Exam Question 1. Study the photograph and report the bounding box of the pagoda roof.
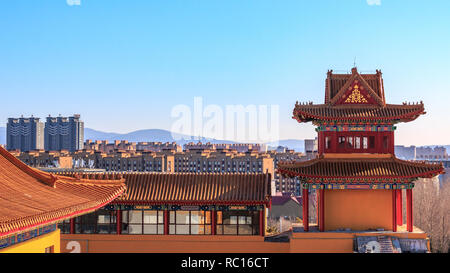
[294,68,426,124]
[276,155,444,182]
[57,172,272,206]
[325,68,386,105]
[293,102,425,124]
[0,146,126,239]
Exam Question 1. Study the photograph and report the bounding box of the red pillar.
[70,218,75,234]
[392,189,397,232]
[390,131,395,154]
[316,190,319,227]
[396,189,403,226]
[319,189,325,232]
[259,209,265,236]
[211,210,216,235]
[318,132,324,155]
[116,209,122,234]
[164,209,169,235]
[302,188,309,232]
[407,189,413,232]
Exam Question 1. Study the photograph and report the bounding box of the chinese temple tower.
[277,67,444,233]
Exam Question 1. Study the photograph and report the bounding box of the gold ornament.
[345,85,368,103]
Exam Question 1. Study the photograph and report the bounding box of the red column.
[392,189,397,232]
[211,210,216,235]
[70,218,75,234]
[319,189,325,232]
[375,133,381,153]
[259,209,265,236]
[164,209,169,235]
[333,132,338,153]
[116,209,122,235]
[396,189,403,226]
[407,189,413,232]
[390,131,395,154]
[302,188,309,232]
[318,132,324,155]
[316,190,319,227]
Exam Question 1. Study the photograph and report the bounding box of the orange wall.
[61,234,289,253]
[60,230,429,253]
[324,189,393,231]
[290,231,428,253]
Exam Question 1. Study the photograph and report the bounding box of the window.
[347,136,353,149]
[383,135,389,150]
[122,210,164,234]
[216,211,260,235]
[363,137,368,149]
[74,209,117,234]
[45,246,54,253]
[169,211,211,235]
[325,137,331,150]
[338,136,346,149]
[58,219,71,234]
[355,137,361,149]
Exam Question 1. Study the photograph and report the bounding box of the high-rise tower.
[6,116,44,151]
[44,114,84,152]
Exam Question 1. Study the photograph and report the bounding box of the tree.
[413,177,450,253]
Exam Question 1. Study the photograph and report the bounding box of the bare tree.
[308,189,317,224]
[413,177,450,253]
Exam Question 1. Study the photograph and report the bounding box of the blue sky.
[0,0,449,145]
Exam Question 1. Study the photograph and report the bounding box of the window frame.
[168,210,212,235]
[215,210,260,236]
[121,209,164,235]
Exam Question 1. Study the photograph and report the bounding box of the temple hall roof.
[57,172,272,206]
[0,146,126,239]
[277,155,444,182]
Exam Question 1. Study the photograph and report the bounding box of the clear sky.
[0,0,449,145]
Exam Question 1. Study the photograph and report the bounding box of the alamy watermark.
[67,0,81,6]
[171,97,280,144]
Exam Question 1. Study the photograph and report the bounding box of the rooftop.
[277,154,444,182]
[56,172,272,205]
[0,146,126,239]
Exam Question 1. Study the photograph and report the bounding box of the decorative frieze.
[0,224,57,250]
[301,183,414,190]
[315,124,396,132]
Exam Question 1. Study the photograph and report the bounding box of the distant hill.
[266,139,305,153]
[84,129,306,151]
[84,128,237,146]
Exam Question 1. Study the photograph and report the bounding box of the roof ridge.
[0,145,56,187]
[329,72,384,106]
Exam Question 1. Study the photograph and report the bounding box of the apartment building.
[45,114,84,152]
[6,116,44,151]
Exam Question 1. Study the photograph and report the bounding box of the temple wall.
[60,231,428,253]
[289,231,428,253]
[60,234,289,253]
[324,189,392,231]
[0,229,60,253]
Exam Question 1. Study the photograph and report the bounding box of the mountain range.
[83,128,305,152]
[1,126,448,153]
